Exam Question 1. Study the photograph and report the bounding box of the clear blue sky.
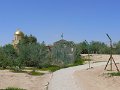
[0,0,120,45]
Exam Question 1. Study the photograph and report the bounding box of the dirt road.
[48,62,107,90]
[48,55,120,90]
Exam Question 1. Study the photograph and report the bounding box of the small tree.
[0,47,9,68]
[51,40,75,67]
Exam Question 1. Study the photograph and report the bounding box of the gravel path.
[48,62,108,90]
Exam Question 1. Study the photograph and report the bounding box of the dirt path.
[48,55,120,90]
[48,62,107,90]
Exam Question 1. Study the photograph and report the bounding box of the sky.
[0,0,120,45]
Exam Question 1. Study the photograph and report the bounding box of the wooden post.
[104,34,119,72]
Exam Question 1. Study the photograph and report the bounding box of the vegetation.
[5,87,25,90]
[51,40,75,67]
[108,72,120,76]
[76,41,110,54]
[40,65,61,72]
[1,33,120,72]
[28,70,44,76]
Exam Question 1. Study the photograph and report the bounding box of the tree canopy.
[1,34,120,69]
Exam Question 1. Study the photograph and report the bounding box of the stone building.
[12,30,24,48]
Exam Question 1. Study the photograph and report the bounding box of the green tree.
[90,41,110,54]
[51,40,75,66]
[0,47,9,68]
[18,42,50,68]
[19,34,37,45]
[76,41,88,54]
[114,41,120,54]
[3,44,18,68]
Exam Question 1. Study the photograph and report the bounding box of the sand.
[49,54,120,90]
[0,70,52,90]
[82,54,120,62]
[74,54,120,90]
[74,65,120,90]
[48,62,108,90]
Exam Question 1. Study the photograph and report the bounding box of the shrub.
[108,72,120,76]
[41,65,61,72]
[74,59,84,65]
[5,87,25,90]
[28,70,44,76]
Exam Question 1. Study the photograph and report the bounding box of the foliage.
[3,44,17,59]
[90,41,110,54]
[18,42,50,68]
[114,41,120,54]
[76,41,88,54]
[41,65,61,72]
[74,58,84,65]
[51,40,75,67]
[76,41,110,54]
[0,47,9,68]
[108,72,120,76]
[2,33,119,72]
[19,34,37,45]
[28,70,44,76]
[5,87,25,90]
[0,44,19,69]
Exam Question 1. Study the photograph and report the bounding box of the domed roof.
[15,30,24,35]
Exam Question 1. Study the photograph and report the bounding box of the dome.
[15,30,24,35]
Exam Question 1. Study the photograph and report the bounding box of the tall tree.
[19,34,37,45]
[51,40,75,66]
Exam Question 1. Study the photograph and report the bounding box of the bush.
[5,87,25,90]
[108,72,120,76]
[74,59,84,65]
[41,65,61,72]
[28,70,44,76]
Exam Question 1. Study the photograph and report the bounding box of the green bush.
[41,65,61,72]
[28,70,44,76]
[62,59,84,68]
[108,72,120,76]
[74,59,84,65]
[5,87,25,90]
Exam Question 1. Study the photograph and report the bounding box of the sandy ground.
[74,54,120,90]
[82,54,120,62]
[48,62,108,90]
[48,54,120,90]
[0,70,52,90]
[74,64,120,90]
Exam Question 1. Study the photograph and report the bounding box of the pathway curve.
[48,62,108,90]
